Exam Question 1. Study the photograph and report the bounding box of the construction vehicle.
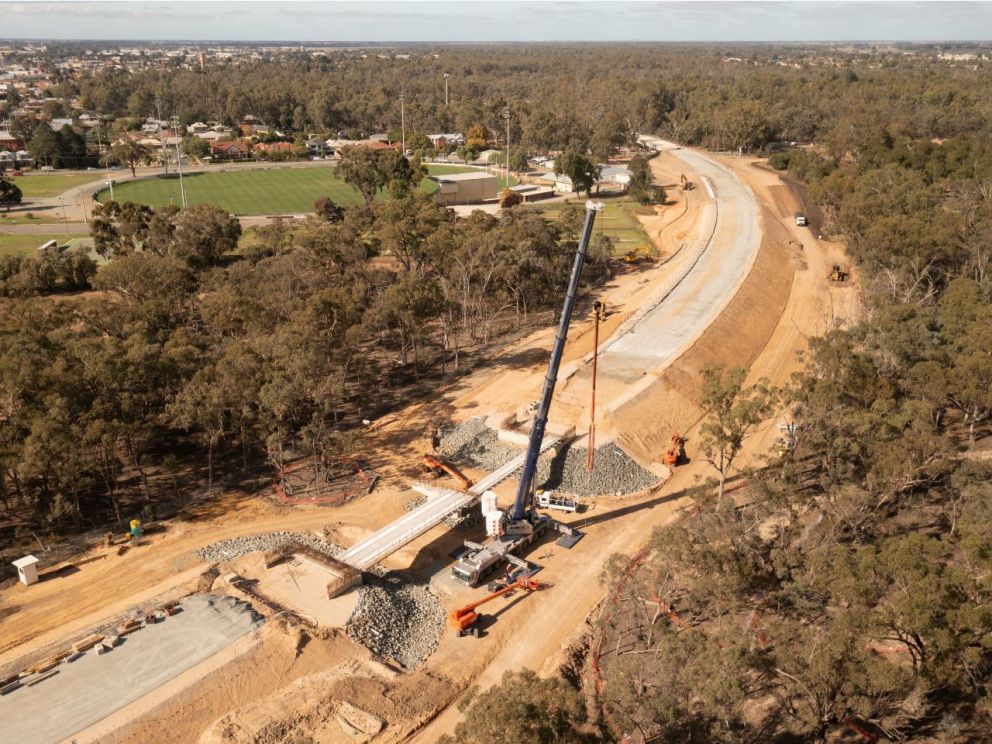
[795,212,808,226]
[680,173,693,190]
[448,575,541,637]
[451,201,604,586]
[829,264,849,282]
[422,454,473,491]
[622,245,653,265]
[663,432,684,466]
[537,490,578,513]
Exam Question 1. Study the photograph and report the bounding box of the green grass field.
[95,164,518,216]
[527,197,653,255]
[0,233,64,257]
[12,173,103,198]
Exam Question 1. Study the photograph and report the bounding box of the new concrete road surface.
[0,594,262,744]
[600,137,760,394]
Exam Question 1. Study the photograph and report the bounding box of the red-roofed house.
[254,141,296,159]
[211,140,250,160]
[358,140,401,152]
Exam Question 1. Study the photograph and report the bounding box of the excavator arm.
[447,577,540,632]
[422,454,473,491]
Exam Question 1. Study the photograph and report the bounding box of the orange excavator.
[663,432,684,466]
[448,576,541,637]
[422,453,473,491]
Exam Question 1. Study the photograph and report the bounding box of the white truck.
[537,491,578,513]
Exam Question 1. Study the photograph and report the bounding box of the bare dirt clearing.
[0,142,856,744]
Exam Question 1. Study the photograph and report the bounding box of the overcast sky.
[1,1,990,43]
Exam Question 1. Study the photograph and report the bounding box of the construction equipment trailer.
[451,200,604,586]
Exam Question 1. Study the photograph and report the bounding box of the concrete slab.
[0,594,261,744]
[255,556,360,627]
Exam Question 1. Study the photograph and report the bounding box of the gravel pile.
[347,574,445,669]
[439,419,659,497]
[195,531,342,563]
[538,441,657,496]
[439,419,520,472]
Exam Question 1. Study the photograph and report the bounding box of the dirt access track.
[0,141,857,743]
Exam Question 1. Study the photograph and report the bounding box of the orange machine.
[663,432,684,466]
[422,454,473,491]
[448,576,541,637]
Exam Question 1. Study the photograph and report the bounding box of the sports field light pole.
[444,73,450,105]
[400,92,406,154]
[172,115,188,213]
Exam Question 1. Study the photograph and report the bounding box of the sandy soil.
[410,148,859,741]
[0,142,858,744]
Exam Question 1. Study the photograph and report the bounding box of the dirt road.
[411,145,858,741]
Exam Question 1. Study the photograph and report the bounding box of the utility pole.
[95,123,114,201]
[400,92,406,154]
[171,115,187,212]
[156,99,169,174]
[79,188,88,224]
[444,73,450,106]
[58,196,68,238]
[587,301,604,471]
[503,106,510,190]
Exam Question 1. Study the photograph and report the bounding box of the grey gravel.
[195,531,342,563]
[347,575,444,669]
[440,419,658,497]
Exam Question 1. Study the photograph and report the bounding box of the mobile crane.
[451,200,604,586]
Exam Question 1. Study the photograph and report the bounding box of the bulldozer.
[829,264,850,283]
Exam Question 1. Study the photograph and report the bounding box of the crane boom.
[510,200,604,522]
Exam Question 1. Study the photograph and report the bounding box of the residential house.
[187,122,209,134]
[427,133,464,150]
[305,137,327,156]
[357,139,401,152]
[195,130,227,142]
[210,140,250,160]
[0,130,23,152]
[254,141,295,158]
[48,117,73,131]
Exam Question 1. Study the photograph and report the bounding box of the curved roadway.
[576,137,761,408]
